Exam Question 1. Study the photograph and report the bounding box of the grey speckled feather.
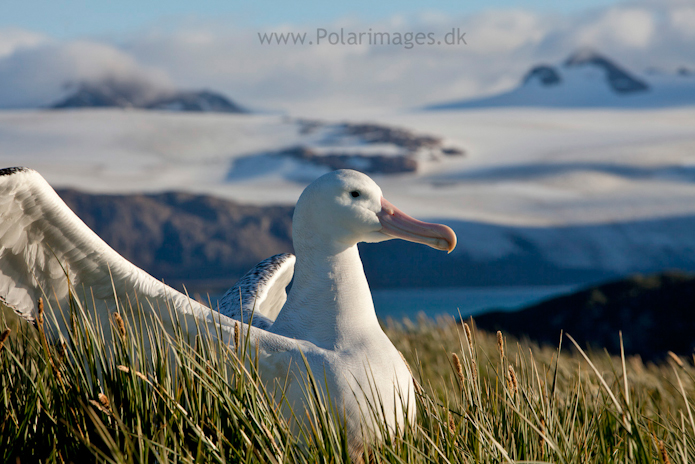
[218,253,295,330]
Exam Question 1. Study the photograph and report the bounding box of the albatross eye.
[350,190,360,198]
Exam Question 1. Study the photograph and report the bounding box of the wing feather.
[218,253,295,330]
[0,167,228,335]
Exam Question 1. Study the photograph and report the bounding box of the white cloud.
[669,6,695,39]
[574,7,656,49]
[0,39,173,108]
[536,2,695,70]
[0,28,46,58]
[119,16,539,113]
[463,9,549,54]
[0,0,693,112]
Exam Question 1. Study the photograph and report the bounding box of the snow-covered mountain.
[51,80,246,113]
[428,49,695,109]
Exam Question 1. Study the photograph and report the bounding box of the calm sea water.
[204,285,578,322]
[371,285,578,321]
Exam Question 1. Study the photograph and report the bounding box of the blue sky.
[2,0,622,39]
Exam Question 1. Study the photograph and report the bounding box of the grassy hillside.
[1,298,694,463]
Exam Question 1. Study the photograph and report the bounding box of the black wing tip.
[0,295,34,324]
[269,252,295,263]
[0,166,31,177]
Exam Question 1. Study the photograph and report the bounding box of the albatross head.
[293,170,457,254]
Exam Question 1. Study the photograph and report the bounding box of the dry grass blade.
[671,363,695,437]
[398,349,423,395]
[566,333,624,417]
[619,331,630,408]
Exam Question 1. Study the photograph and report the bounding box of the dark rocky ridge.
[472,272,695,360]
[56,188,481,292]
[337,123,443,152]
[276,146,419,174]
[523,65,562,86]
[55,189,695,294]
[260,121,464,175]
[57,188,597,294]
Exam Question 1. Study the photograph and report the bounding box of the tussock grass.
[387,316,695,463]
[1,296,694,463]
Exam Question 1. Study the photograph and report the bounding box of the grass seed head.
[36,297,51,355]
[234,321,240,351]
[667,351,684,368]
[98,393,110,409]
[90,395,111,415]
[0,327,10,352]
[37,297,44,326]
[54,367,64,384]
[116,365,150,386]
[496,331,505,359]
[56,341,67,362]
[452,352,465,388]
[507,365,518,396]
[463,322,473,349]
[114,312,126,338]
[657,438,671,464]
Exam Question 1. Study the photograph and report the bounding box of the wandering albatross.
[0,167,456,452]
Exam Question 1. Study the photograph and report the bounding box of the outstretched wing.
[218,253,295,330]
[0,167,227,336]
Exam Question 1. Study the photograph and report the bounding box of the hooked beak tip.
[379,197,457,253]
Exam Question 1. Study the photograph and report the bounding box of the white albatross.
[0,167,456,453]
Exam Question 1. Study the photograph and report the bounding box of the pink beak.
[377,197,457,253]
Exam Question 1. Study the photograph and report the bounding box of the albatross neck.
[270,242,381,350]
